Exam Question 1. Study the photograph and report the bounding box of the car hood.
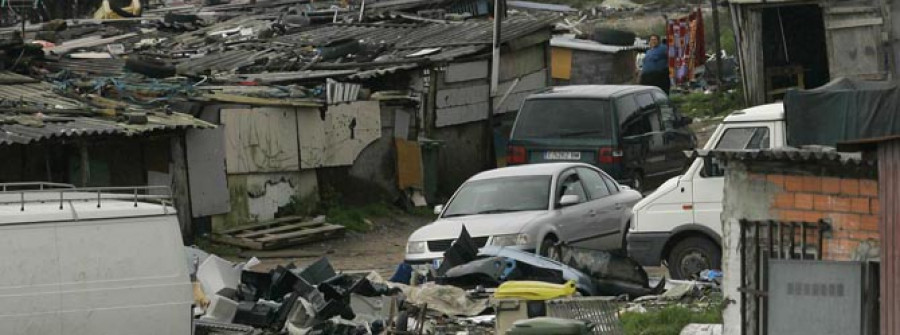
[408,211,548,241]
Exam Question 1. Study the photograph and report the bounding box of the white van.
[627,103,785,279]
[0,183,193,335]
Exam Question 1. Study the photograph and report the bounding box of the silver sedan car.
[405,162,642,265]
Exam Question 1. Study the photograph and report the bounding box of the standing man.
[640,35,670,94]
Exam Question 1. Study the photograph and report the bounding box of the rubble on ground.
[186,226,722,334]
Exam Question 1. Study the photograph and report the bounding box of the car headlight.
[492,233,529,247]
[407,241,427,254]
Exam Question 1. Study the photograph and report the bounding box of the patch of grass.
[408,206,439,219]
[671,89,745,119]
[620,304,723,335]
[325,202,399,232]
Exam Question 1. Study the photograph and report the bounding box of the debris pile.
[186,225,723,334]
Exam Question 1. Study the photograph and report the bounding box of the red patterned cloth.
[666,8,706,85]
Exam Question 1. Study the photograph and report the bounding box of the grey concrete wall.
[554,50,638,86]
[721,161,779,335]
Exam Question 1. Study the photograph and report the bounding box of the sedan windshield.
[442,176,551,218]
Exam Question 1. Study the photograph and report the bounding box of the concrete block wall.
[749,172,880,260]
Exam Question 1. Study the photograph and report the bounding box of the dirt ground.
[231,214,432,278]
[223,213,668,280]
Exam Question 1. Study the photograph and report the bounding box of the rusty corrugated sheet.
[879,139,900,335]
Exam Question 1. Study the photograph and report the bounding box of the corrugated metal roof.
[697,148,876,167]
[551,36,644,53]
[508,1,577,12]
[278,16,555,49]
[0,82,85,110]
[0,112,214,145]
[347,64,420,79]
[176,49,279,75]
[43,58,127,77]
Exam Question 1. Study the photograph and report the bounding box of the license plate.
[432,258,443,269]
[544,151,581,160]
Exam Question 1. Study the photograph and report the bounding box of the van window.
[622,111,662,137]
[636,93,655,109]
[716,127,771,150]
[616,95,639,125]
[514,99,613,140]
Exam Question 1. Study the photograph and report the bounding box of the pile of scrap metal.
[190,249,406,335]
[423,227,666,299]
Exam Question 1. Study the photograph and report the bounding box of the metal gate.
[738,219,830,335]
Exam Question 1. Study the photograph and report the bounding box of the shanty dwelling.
[728,0,895,105]
[708,149,881,335]
[270,17,555,201]
[183,89,424,233]
[0,71,214,239]
[549,35,641,86]
[840,137,900,335]
[141,14,556,233]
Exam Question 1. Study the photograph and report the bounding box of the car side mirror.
[559,195,580,207]
[433,204,444,215]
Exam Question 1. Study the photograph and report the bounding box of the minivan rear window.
[513,99,613,140]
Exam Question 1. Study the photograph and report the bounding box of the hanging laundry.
[666,8,705,85]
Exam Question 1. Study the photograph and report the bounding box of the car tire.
[395,310,409,331]
[126,55,176,78]
[539,235,560,261]
[631,171,645,194]
[667,236,721,280]
[593,28,636,46]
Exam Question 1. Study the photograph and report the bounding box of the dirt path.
[231,214,432,278]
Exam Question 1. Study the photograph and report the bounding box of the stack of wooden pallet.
[212,216,345,250]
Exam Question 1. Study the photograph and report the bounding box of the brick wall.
[749,172,880,260]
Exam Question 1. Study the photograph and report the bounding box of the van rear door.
[509,98,619,173]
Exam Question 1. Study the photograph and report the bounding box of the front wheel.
[667,237,721,280]
[539,236,561,261]
[630,172,645,194]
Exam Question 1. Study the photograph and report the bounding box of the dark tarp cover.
[784,78,900,147]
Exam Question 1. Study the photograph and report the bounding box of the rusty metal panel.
[878,139,900,335]
[186,109,230,218]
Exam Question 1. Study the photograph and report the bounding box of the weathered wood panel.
[825,6,887,80]
[297,101,382,168]
[221,108,300,174]
[445,60,489,83]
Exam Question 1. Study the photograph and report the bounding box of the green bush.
[620,305,723,335]
[670,89,745,118]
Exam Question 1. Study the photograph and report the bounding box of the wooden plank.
[255,224,345,243]
[219,216,307,235]
[826,18,883,30]
[236,221,326,238]
[238,250,327,258]
[210,234,265,250]
[263,229,346,250]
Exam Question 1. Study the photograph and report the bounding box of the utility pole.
[486,0,501,169]
[711,0,724,89]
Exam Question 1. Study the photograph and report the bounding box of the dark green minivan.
[507,85,696,192]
